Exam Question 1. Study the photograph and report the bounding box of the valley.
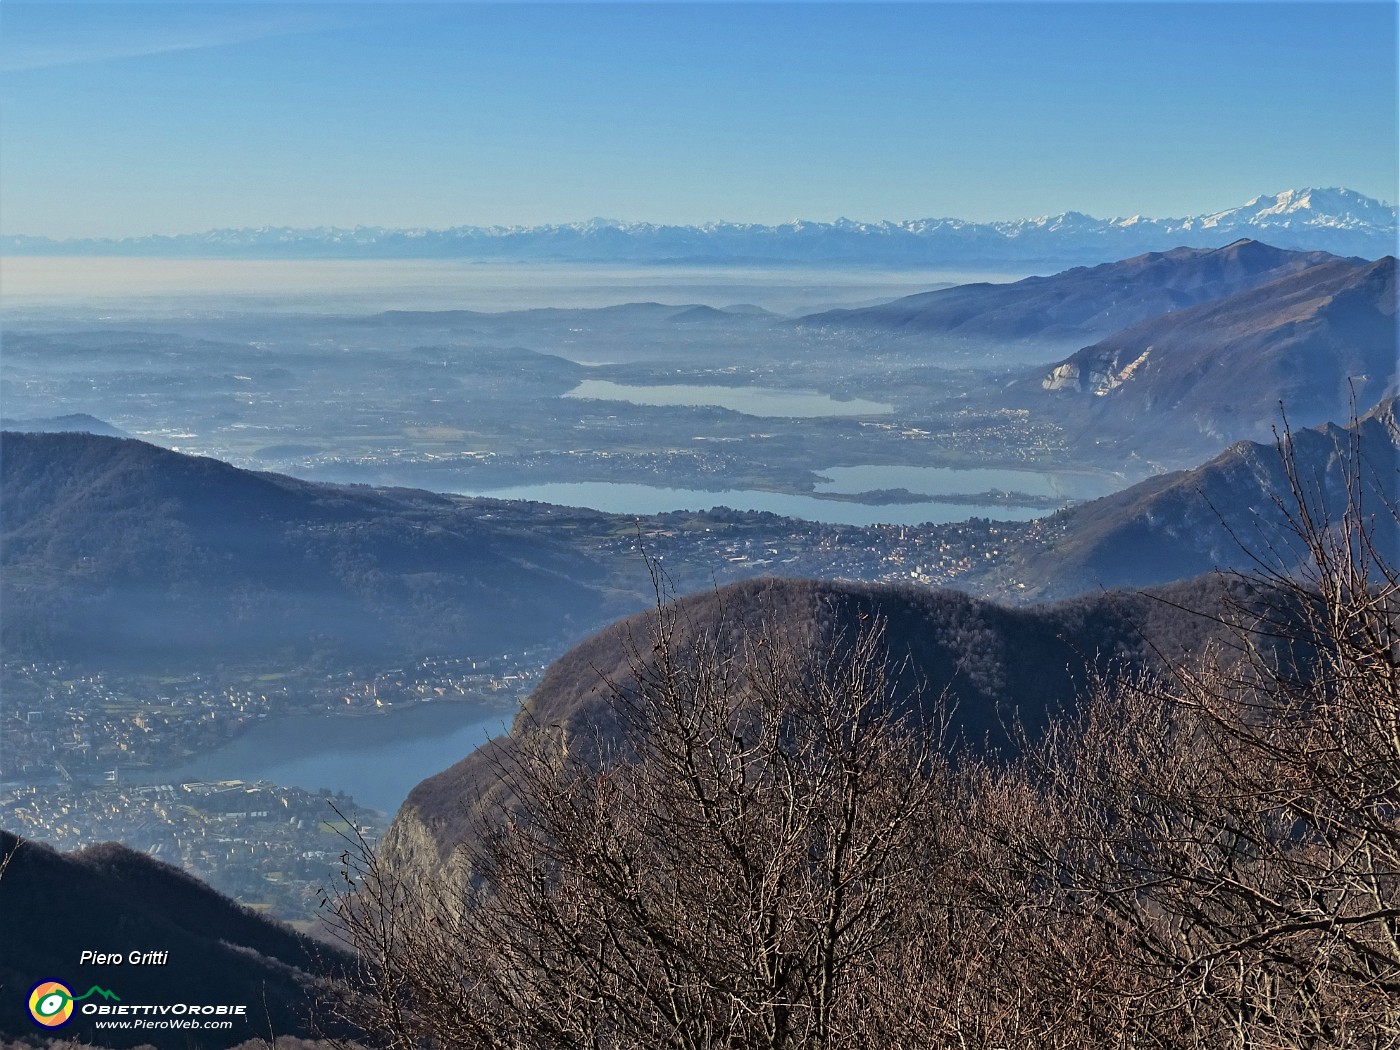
[2,235,1396,1037]
[5,3,1396,1041]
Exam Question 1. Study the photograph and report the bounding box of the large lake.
[565,379,893,418]
[136,703,513,816]
[815,464,1123,502]
[462,480,1050,526]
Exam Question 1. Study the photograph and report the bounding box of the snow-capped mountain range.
[5,188,1395,265]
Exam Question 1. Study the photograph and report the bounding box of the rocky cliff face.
[1041,348,1154,395]
[381,801,473,894]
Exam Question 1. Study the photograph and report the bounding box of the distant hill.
[0,413,126,437]
[669,304,745,322]
[0,432,627,669]
[1033,255,1397,444]
[991,399,1400,600]
[5,188,1393,265]
[384,573,1261,882]
[0,830,347,1048]
[800,240,1357,344]
[361,301,701,326]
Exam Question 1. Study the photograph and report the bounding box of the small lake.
[815,464,1123,502]
[463,480,1047,527]
[136,703,514,817]
[564,379,893,418]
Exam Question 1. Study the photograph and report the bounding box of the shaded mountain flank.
[990,398,1400,601]
[0,831,348,1048]
[384,573,1269,885]
[799,240,1359,344]
[0,432,629,669]
[1032,255,1398,447]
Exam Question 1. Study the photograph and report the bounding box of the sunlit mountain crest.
[1192,187,1397,230]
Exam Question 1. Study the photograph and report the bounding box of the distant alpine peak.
[1198,187,1397,231]
[1251,187,1372,213]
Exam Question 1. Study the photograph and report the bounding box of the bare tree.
[326,586,965,1050]
[978,408,1400,1048]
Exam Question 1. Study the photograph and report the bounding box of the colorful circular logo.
[28,981,74,1028]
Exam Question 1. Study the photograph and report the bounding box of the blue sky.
[2,2,1396,237]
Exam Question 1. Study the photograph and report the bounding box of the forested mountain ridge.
[991,396,1400,600]
[0,431,625,668]
[385,572,1267,882]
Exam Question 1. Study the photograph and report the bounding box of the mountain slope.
[0,830,347,1048]
[384,573,1260,881]
[800,240,1358,343]
[387,401,1400,878]
[992,399,1400,600]
[0,432,623,668]
[1034,256,1398,442]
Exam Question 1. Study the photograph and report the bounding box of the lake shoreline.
[128,701,517,817]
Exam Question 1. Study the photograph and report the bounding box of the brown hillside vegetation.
[327,424,1399,1048]
[386,570,1275,876]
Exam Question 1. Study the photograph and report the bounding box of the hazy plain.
[1,257,1025,319]
[1,257,1132,526]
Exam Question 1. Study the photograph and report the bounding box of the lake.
[461,479,1049,526]
[815,464,1124,501]
[565,379,893,418]
[136,702,514,816]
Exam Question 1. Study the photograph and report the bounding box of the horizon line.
[4,187,1396,244]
